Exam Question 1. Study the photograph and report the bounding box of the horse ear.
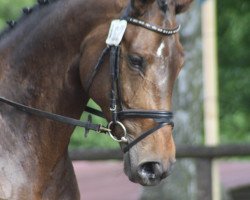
[131,0,155,16]
[175,0,193,14]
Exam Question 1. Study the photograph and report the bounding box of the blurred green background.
[217,0,250,143]
[0,0,249,147]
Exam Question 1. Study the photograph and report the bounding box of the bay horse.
[0,0,193,199]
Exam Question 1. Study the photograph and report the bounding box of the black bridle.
[86,17,178,152]
[104,45,174,153]
[0,16,179,153]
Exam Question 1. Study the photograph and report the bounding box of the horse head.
[80,0,193,186]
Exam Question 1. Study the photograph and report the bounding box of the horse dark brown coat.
[0,0,193,199]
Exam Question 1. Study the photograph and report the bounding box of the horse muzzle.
[124,151,176,186]
[137,161,171,186]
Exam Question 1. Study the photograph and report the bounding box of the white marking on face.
[158,76,167,86]
[156,42,167,86]
[157,42,165,57]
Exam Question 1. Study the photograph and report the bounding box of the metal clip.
[98,126,111,133]
[110,105,117,112]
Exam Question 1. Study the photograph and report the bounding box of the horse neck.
[0,0,128,197]
[0,0,126,163]
[0,0,125,129]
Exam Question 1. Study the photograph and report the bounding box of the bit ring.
[108,121,128,143]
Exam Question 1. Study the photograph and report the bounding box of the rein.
[0,96,109,134]
[0,16,179,153]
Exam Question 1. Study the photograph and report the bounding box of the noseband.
[0,16,179,153]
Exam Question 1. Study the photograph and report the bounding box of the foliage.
[0,0,34,29]
[217,0,250,143]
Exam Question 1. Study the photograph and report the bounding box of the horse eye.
[128,55,145,72]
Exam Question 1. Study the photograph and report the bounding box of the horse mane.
[0,0,59,40]
[0,0,170,40]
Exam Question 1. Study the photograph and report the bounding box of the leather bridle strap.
[85,106,105,118]
[0,96,110,133]
[118,110,174,123]
[118,110,174,153]
[125,17,181,35]
[85,46,110,94]
[122,123,167,153]
[107,44,174,152]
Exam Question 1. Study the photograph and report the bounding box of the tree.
[217,0,250,143]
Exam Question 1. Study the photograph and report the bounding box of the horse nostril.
[137,162,162,179]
